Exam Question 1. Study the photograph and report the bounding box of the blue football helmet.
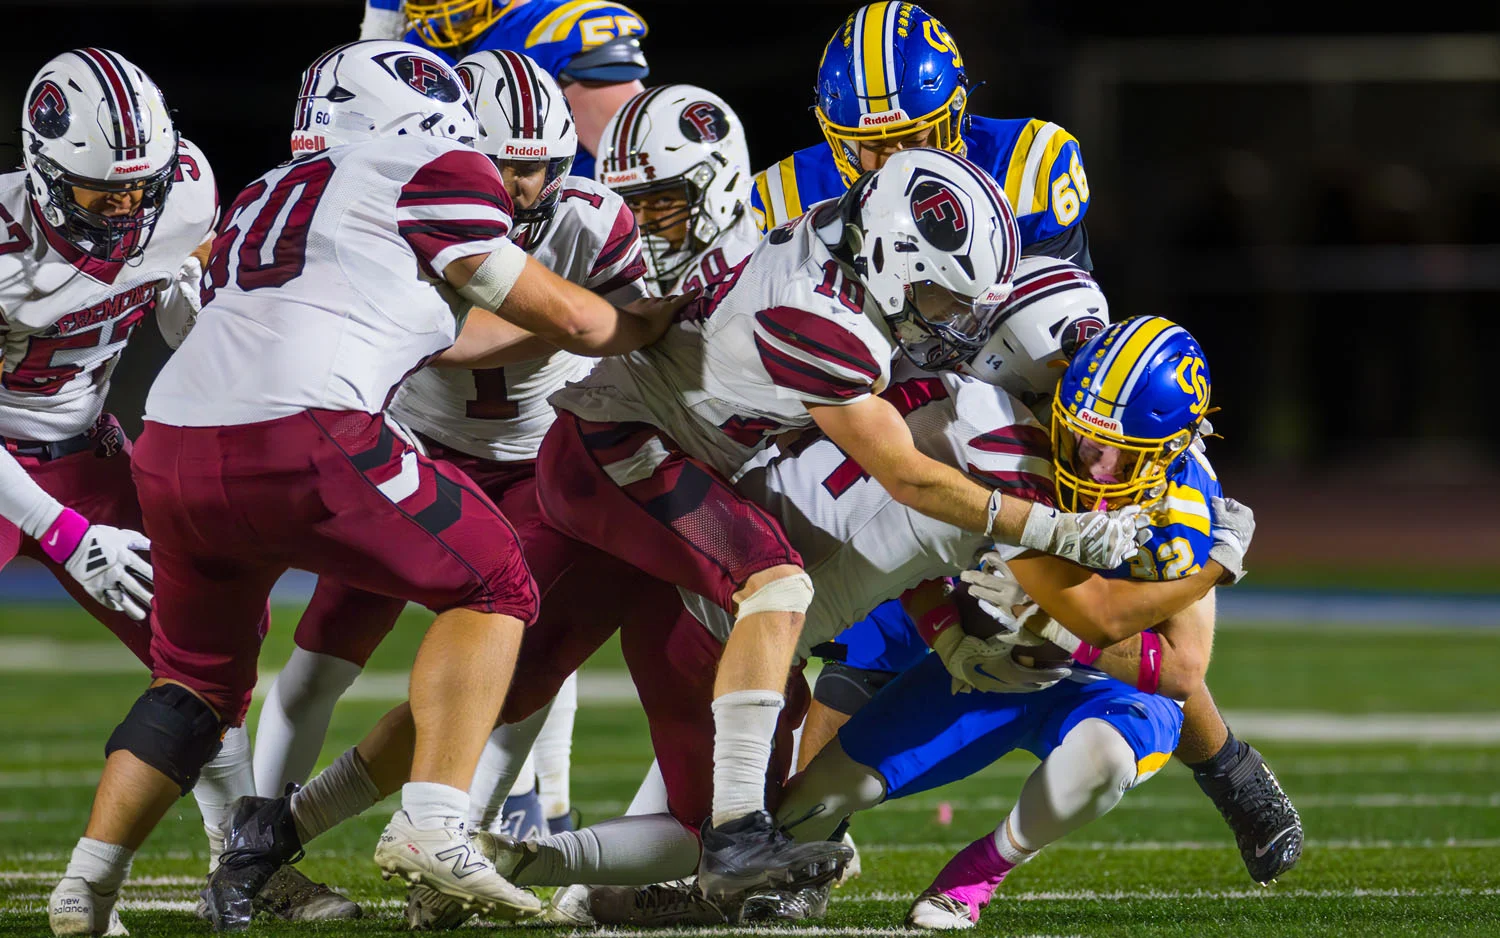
[815,2,969,185]
[1051,316,1211,512]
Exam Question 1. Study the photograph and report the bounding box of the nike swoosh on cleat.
[1254,825,1297,858]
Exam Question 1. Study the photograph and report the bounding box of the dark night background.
[0,1,1496,578]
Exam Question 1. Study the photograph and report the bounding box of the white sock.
[403,781,470,831]
[626,759,670,816]
[468,704,548,827]
[289,747,380,844]
[992,815,1039,867]
[193,725,254,874]
[253,648,364,797]
[773,740,885,842]
[1007,718,1137,852]
[507,753,538,799]
[63,838,134,894]
[710,689,784,825]
[512,814,700,887]
[534,671,578,819]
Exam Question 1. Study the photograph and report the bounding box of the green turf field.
[1,601,1498,936]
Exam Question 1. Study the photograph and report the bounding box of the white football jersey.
[147,136,513,428]
[551,201,895,478]
[390,178,647,462]
[0,139,216,441]
[678,371,1056,660]
[663,210,762,298]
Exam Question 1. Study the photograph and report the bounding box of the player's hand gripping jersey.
[146,136,513,428]
[549,203,895,478]
[390,177,647,461]
[0,139,216,441]
[678,370,1055,660]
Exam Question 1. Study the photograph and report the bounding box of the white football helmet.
[290,40,474,156]
[839,148,1022,371]
[456,49,577,227]
[957,256,1109,401]
[21,48,178,260]
[595,84,751,287]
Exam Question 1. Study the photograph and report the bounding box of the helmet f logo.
[27,80,69,139]
[678,102,729,143]
[407,58,445,94]
[910,180,967,251]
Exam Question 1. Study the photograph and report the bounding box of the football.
[1011,640,1074,670]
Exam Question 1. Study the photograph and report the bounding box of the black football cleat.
[697,811,853,905]
[1194,743,1303,884]
[200,788,305,931]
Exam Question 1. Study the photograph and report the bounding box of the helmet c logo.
[1174,355,1210,415]
[27,80,69,139]
[910,180,967,251]
[678,102,729,143]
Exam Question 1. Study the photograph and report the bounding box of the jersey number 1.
[466,367,518,420]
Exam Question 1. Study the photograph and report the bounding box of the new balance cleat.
[49,877,127,937]
[739,882,831,922]
[588,881,728,926]
[254,865,361,921]
[374,811,541,921]
[201,790,305,931]
[696,810,853,905]
[1193,742,1303,884]
[404,829,538,929]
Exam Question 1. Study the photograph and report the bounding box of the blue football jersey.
[1107,446,1222,583]
[751,115,1091,251]
[400,0,649,179]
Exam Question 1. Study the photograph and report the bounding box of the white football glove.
[931,627,1069,695]
[61,522,154,621]
[1019,502,1150,570]
[1208,496,1255,585]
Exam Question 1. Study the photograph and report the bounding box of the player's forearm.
[435,307,556,368]
[880,462,996,537]
[1047,563,1223,648]
[0,447,66,538]
[1089,628,1197,701]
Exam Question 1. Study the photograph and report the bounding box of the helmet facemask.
[1050,395,1197,512]
[620,161,720,287]
[27,139,175,262]
[405,0,504,49]
[887,276,1007,371]
[494,154,573,244]
[817,81,968,186]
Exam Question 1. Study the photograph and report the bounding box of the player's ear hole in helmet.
[1050,316,1212,513]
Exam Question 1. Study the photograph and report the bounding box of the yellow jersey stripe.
[1166,481,1206,506]
[1015,122,1062,216]
[1093,317,1174,417]
[777,158,803,224]
[752,171,775,232]
[1003,119,1047,214]
[526,0,615,46]
[1030,128,1079,214]
[861,2,892,113]
[1137,752,1172,779]
[1165,504,1211,536]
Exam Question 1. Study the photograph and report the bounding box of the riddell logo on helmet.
[110,162,151,175]
[1075,408,1123,435]
[602,168,644,186]
[503,143,547,158]
[290,134,326,153]
[859,109,909,127]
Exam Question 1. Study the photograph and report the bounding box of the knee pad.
[736,572,814,619]
[1066,717,1142,792]
[105,684,224,796]
[813,662,898,716]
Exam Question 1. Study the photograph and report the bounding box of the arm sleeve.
[752,306,884,405]
[397,148,515,278]
[0,447,66,538]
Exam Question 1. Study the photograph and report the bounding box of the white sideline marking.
[845,887,1500,902]
[860,838,1500,852]
[854,793,1500,814]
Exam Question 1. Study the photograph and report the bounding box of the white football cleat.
[374,810,541,921]
[835,831,862,886]
[49,877,128,936]
[907,891,978,930]
[544,884,596,925]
